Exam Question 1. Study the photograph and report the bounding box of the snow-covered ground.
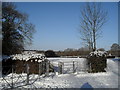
[0,58,119,88]
[48,58,88,74]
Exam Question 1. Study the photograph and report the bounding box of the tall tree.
[2,3,35,55]
[80,3,107,51]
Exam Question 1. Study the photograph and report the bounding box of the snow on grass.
[0,58,119,88]
[28,72,118,88]
[106,59,118,73]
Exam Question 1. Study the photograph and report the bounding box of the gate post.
[89,63,92,73]
[11,64,14,88]
[73,61,75,73]
[42,61,45,74]
[39,62,41,80]
[58,62,64,74]
[26,64,29,85]
[45,60,49,76]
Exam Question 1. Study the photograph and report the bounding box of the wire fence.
[1,58,52,89]
[1,58,89,89]
[1,65,40,89]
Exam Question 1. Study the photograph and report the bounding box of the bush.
[45,50,59,57]
[2,58,54,75]
[87,51,107,73]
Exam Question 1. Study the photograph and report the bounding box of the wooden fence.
[52,61,89,74]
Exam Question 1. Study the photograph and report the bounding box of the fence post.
[11,64,14,89]
[41,61,43,74]
[73,61,75,73]
[41,61,45,74]
[62,62,64,74]
[58,62,60,74]
[77,61,79,72]
[39,62,41,80]
[26,64,29,85]
[89,63,92,73]
[58,62,63,74]
[45,60,49,76]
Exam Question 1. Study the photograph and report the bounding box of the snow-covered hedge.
[11,53,46,62]
[87,50,107,73]
[2,51,54,75]
[3,51,46,62]
[89,50,107,57]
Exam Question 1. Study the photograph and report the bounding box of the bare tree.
[80,3,107,51]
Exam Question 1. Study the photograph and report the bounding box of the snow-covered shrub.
[89,50,107,57]
[45,50,59,57]
[87,50,107,73]
[2,51,54,75]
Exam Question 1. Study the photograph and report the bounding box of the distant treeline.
[37,43,120,57]
[56,50,90,57]
[25,49,120,57]
[24,49,91,57]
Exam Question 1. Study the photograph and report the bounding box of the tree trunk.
[93,30,96,51]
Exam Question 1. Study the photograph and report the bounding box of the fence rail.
[50,60,89,74]
[1,58,89,89]
[1,58,52,89]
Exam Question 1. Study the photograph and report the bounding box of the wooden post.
[42,61,45,74]
[58,62,61,74]
[73,61,75,73]
[62,62,64,74]
[58,62,63,74]
[11,65,14,89]
[26,64,29,85]
[45,60,49,76]
[39,62,41,80]
[90,63,92,73]
[77,61,79,72]
[58,62,60,74]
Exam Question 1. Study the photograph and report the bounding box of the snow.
[90,50,107,57]
[0,58,119,88]
[11,53,45,61]
[48,58,88,74]
[2,51,46,62]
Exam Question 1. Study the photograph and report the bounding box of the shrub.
[87,50,107,73]
[45,50,59,57]
[2,58,54,75]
